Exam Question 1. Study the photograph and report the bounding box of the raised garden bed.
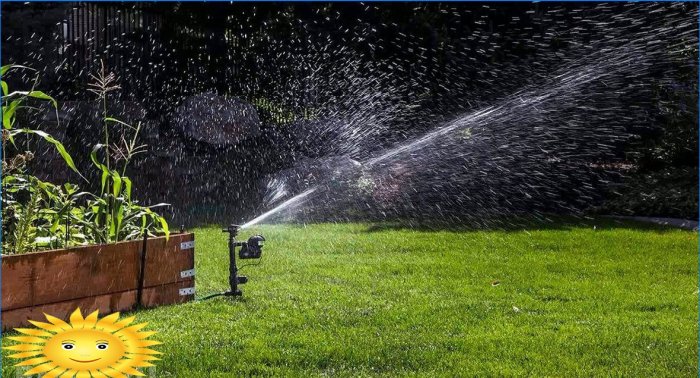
[1,232,195,330]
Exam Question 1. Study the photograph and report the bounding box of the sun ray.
[6,335,48,344]
[83,310,100,329]
[28,320,65,333]
[134,330,158,339]
[43,313,72,331]
[112,316,136,330]
[124,354,158,367]
[112,362,146,377]
[15,356,49,366]
[126,353,161,361]
[91,370,109,378]
[133,360,156,368]
[68,308,86,329]
[114,324,152,344]
[95,314,123,333]
[24,361,57,375]
[8,351,44,359]
[115,322,148,335]
[101,367,127,378]
[95,313,120,327]
[4,343,44,351]
[41,366,67,378]
[127,347,163,355]
[60,368,79,377]
[75,370,91,378]
[133,339,162,347]
[15,327,54,337]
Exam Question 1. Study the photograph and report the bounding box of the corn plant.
[83,61,170,243]
[74,144,169,243]
[1,65,86,253]
[1,63,169,254]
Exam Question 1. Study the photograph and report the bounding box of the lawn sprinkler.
[200,224,265,300]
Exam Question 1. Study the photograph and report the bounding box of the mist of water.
[241,3,697,227]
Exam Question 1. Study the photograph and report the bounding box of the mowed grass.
[3,219,698,376]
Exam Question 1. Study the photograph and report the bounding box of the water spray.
[240,187,318,229]
[240,26,690,227]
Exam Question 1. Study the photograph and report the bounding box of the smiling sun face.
[43,328,126,371]
[4,308,161,377]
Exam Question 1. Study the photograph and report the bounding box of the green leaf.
[146,203,170,209]
[159,217,170,240]
[108,206,116,241]
[2,81,8,96]
[5,91,57,108]
[1,64,34,76]
[90,144,106,167]
[3,100,20,129]
[115,204,125,239]
[104,117,137,131]
[111,171,123,198]
[91,144,111,193]
[11,129,80,174]
[26,91,57,108]
[122,177,133,201]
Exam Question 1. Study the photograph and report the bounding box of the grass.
[2,219,698,376]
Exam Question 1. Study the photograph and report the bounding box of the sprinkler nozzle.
[222,224,240,237]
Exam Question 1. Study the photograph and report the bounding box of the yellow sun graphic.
[3,308,162,377]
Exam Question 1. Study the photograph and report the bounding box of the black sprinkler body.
[200,224,265,300]
[240,235,265,259]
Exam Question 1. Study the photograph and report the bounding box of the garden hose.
[198,292,228,301]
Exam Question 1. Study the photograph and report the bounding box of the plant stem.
[103,95,109,174]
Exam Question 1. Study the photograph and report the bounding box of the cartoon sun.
[4,308,162,377]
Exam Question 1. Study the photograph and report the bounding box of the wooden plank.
[141,279,195,308]
[143,233,195,287]
[1,233,195,312]
[2,290,137,331]
[1,280,195,331]
[1,239,142,311]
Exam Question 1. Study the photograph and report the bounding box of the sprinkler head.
[222,224,240,237]
[239,235,265,259]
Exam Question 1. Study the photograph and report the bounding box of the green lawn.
[3,219,698,376]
